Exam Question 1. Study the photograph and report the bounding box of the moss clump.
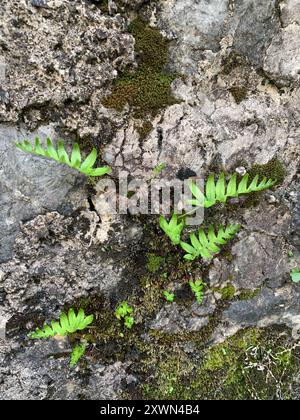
[248,157,286,185]
[213,284,236,300]
[239,288,261,301]
[146,253,164,273]
[221,51,248,75]
[242,157,285,208]
[139,327,300,400]
[137,121,153,139]
[102,18,178,117]
[99,1,109,13]
[228,86,248,104]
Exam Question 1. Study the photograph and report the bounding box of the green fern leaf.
[189,172,276,208]
[189,279,206,303]
[180,224,240,261]
[16,137,111,177]
[80,148,97,171]
[57,140,70,164]
[28,308,94,339]
[159,214,185,245]
[70,143,81,168]
[70,343,87,367]
[45,137,59,160]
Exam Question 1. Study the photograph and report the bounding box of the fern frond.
[189,279,206,303]
[180,224,240,261]
[70,343,87,367]
[188,173,276,208]
[29,308,94,339]
[16,137,111,177]
[159,214,185,245]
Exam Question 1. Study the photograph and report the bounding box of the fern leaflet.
[180,224,240,261]
[29,308,94,339]
[70,343,87,367]
[159,214,185,245]
[16,137,111,177]
[188,173,276,208]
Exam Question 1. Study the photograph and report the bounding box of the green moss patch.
[221,51,248,75]
[242,157,285,207]
[228,86,248,104]
[103,18,178,118]
[248,158,286,185]
[213,284,236,300]
[146,253,165,273]
[136,121,153,139]
[238,287,261,301]
[139,327,300,400]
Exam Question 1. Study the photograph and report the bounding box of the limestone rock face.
[0,0,299,400]
[263,24,300,86]
[0,125,87,262]
[0,0,135,138]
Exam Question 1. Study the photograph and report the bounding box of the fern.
[163,291,175,302]
[159,214,185,245]
[70,343,87,367]
[29,308,94,339]
[180,224,240,261]
[16,137,111,177]
[115,302,135,329]
[291,268,300,283]
[188,173,276,209]
[115,302,133,320]
[124,316,135,329]
[189,279,206,304]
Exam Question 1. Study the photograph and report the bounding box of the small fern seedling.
[115,301,133,320]
[124,316,135,329]
[16,137,111,177]
[29,308,94,339]
[159,213,185,245]
[70,342,87,367]
[189,279,206,304]
[115,302,135,329]
[180,224,240,261]
[291,268,300,283]
[188,172,276,209]
[163,291,175,302]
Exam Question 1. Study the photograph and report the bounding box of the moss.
[102,18,178,117]
[228,86,248,104]
[239,287,261,301]
[146,253,164,273]
[248,157,286,185]
[242,157,286,208]
[203,329,260,372]
[221,51,248,75]
[137,326,300,400]
[138,274,166,317]
[99,0,109,13]
[128,18,169,73]
[213,284,236,300]
[137,121,153,139]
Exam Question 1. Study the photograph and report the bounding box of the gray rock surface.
[151,296,216,333]
[0,125,86,262]
[158,0,280,71]
[211,284,300,344]
[264,23,300,86]
[280,0,300,26]
[0,0,134,137]
[0,210,143,318]
[209,199,294,291]
[0,338,133,400]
